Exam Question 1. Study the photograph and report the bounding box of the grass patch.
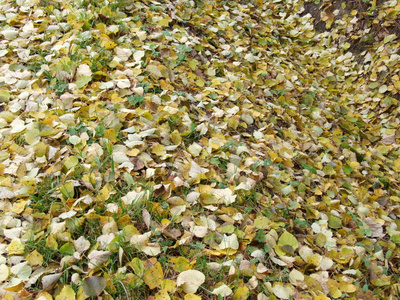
[29,175,61,213]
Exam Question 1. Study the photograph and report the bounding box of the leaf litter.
[0,0,400,299]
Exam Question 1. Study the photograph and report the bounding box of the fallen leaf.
[177,270,205,293]
[212,284,233,297]
[82,276,106,297]
[272,282,294,299]
[55,285,76,300]
[219,234,239,250]
[143,258,164,289]
[88,250,111,269]
[7,239,25,255]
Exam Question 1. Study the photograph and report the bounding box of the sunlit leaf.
[55,285,76,300]
[76,76,92,89]
[278,232,299,250]
[272,282,294,299]
[143,258,164,289]
[7,239,25,255]
[177,270,205,294]
[212,284,233,297]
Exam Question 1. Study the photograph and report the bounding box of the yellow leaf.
[314,187,322,195]
[0,176,12,187]
[227,117,239,129]
[306,254,321,267]
[154,290,170,300]
[121,225,140,241]
[0,89,10,103]
[254,216,271,229]
[158,18,170,27]
[328,215,342,229]
[25,128,40,145]
[60,181,75,199]
[390,196,400,203]
[158,65,170,78]
[328,279,342,298]
[170,130,182,145]
[96,185,111,202]
[170,256,192,272]
[4,280,24,292]
[26,250,44,266]
[126,148,141,156]
[348,161,360,170]
[16,163,26,179]
[371,276,391,287]
[130,258,145,277]
[188,59,198,71]
[337,247,354,264]
[160,279,176,294]
[39,126,58,137]
[339,282,357,293]
[274,244,286,257]
[269,151,279,162]
[159,80,170,90]
[55,285,76,300]
[64,156,79,169]
[46,234,58,250]
[233,286,249,300]
[376,144,390,155]
[12,200,27,214]
[315,233,326,247]
[35,291,53,300]
[393,158,400,172]
[104,40,117,50]
[104,128,117,143]
[143,258,164,289]
[184,294,202,300]
[196,78,205,87]
[278,231,299,250]
[152,144,166,156]
[7,239,25,255]
[323,165,336,175]
[34,141,48,157]
[314,294,330,300]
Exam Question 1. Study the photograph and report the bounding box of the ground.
[0,0,400,299]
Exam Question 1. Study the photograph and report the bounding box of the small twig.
[200,285,213,294]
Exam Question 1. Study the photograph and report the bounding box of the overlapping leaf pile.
[1,0,400,299]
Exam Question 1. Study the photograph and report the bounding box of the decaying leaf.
[88,251,111,269]
[82,276,106,297]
